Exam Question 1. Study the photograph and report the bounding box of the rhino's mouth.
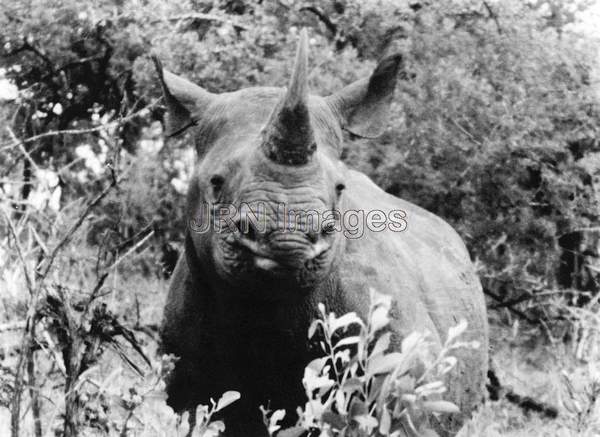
[253,254,282,271]
[231,230,331,274]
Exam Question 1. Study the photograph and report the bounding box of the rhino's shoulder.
[339,170,489,424]
[338,170,486,337]
[344,169,471,261]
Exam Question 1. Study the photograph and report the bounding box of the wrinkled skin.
[157,32,488,437]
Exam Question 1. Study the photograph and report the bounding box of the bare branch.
[0,99,160,151]
[483,287,539,324]
[36,171,120,281]
[299,6,337,35]
[0,320,27,332]
[482,1,503,34]
[6,126,41,174]
[2,208,34,292]
[155,13,248,31]
[27,339,42,437]
[106,230,154,271]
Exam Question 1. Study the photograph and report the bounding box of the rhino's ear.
[325,54,402,139]
[151,56,215,137]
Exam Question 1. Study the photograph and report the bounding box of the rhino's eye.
[335,183,346,195]
[209,175,225,197]
[322,220,336,235]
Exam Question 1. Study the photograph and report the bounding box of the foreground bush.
[258,289,478,437]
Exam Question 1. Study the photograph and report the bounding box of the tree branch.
[36,170,119,281]
[156,13,249,31]
[299,5,337,35]
[483,288,539,324]
[0,99,160,151]
[482,1,503,34]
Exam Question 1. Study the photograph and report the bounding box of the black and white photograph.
[0,1,599,436]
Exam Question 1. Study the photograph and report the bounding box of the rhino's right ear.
[325,54,402,139]
[151,56,215,137]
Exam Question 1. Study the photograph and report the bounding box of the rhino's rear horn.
[261,29,316,165]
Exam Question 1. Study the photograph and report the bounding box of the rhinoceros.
[154,29,488,437]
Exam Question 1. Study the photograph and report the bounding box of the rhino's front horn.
[261,28,316,165]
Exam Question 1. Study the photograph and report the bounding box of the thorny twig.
[27,337,42,437]
[483,287,539,324]
[106,230,154,271]
[3,161,120,436]
[2,209,33,291]
[152,12,249,31]
[482,1,503,35]
[36,170,120,280]
[2,209,38,437]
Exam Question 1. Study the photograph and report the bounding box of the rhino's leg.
[160,256,217,413]
[161,257,271,436]
[216,399,269,437]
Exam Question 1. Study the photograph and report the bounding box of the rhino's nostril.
[322,220,336,236]
[246,222,257,241]
[237,216,258,241]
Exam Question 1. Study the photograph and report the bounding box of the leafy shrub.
[264,289,479,437]
[3,0,598,325]
[346,1,600,327]
[178,390,241,437]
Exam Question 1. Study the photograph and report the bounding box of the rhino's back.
[338,169,488,434]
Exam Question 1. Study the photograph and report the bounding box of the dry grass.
[459,324,600,437]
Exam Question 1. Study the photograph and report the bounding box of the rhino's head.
[154,30,400,295]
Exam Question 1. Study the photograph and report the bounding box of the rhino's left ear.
[152,56,216,137]
[325,54,402,139]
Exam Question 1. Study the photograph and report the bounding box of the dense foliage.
[2,0,598,328]
[1,1,600,436]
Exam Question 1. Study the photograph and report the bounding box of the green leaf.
[349,398,368,418]
[401,393,416,403]
[446,319,468,344]
[308,319,322,339]
[266,409,286,434]
[371,331,391,358]
[369,306,390,333]
[341,377,363,393]
[194,405,209,425]
[369,288,392,310]
[334,335,361,348]
[303,370,335,393]
[334,349,351,365]
[419,428,441,437]
[367,374,386,404]
[421,400,460,414]
[449,340,481,350]
[438,356,457,375]
[197,420,225,437]
[322,411,347,429]
[307,357,327,374]
[335,388,347,414]
[395,374,415,393]
[415,380,446,396]
[367,352,404,376]
[318,303,326,316]
[379,407,392,435]
[401,332,424,354]
[330,312,364,333]
[215,391,240,412]
[277,427,306,437]
[354,414,378,432]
